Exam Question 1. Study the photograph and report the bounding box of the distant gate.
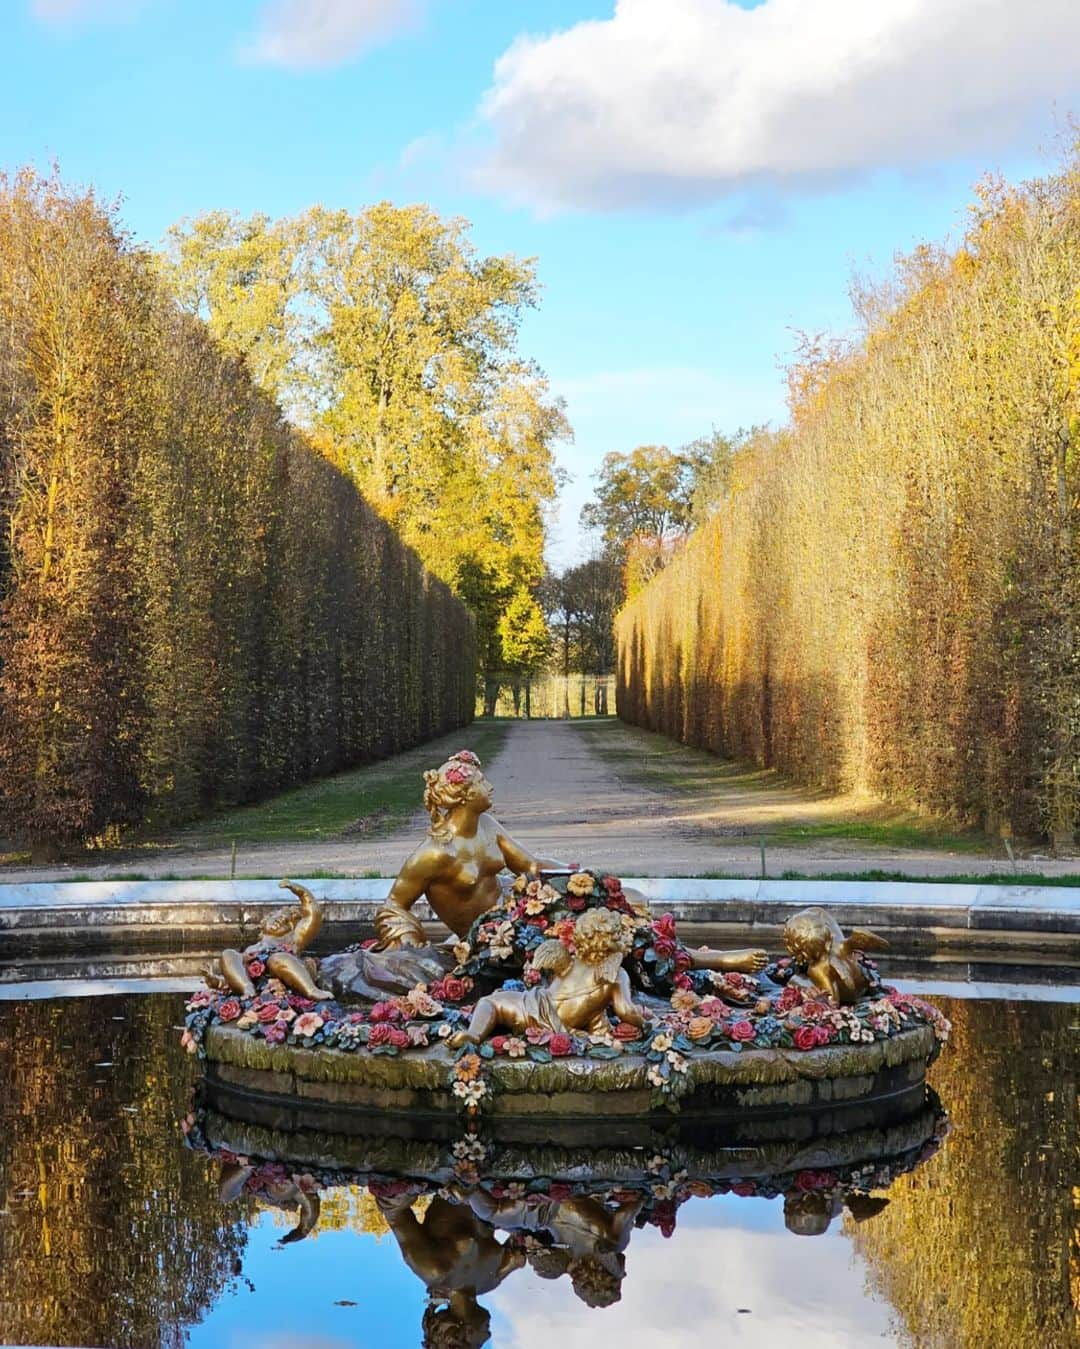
[477,673,616,719]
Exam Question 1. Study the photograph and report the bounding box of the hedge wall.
[617,163,1080,844]
[0,173,475,850]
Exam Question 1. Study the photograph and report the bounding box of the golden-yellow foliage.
[0,172,476,848]
[617,158,1080,842]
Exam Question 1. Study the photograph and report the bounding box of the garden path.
[2,718,1073,882]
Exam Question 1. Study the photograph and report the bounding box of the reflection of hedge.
[851,999,1076,1348]
[0,174,474,848]
[617,164,1080,841]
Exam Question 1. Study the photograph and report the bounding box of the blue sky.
[3,0,1080,560]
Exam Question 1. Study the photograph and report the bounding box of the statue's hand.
[374,901,427,950]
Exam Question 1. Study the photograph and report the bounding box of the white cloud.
[477,0,1080,211]
[247,0,424,69]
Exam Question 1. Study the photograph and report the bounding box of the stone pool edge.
[1,876,1077,958]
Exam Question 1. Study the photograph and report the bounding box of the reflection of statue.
[205,881,332,1001]
[218,1162,322,1244]
[377,1193,524,1349]
[450,908,646,1046]
[784,907,889,1005]
[374,751,566,948]
[783,1188,889,1236]
[465,1186,643,1309]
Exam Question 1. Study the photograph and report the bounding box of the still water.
[0,985,1075,1349]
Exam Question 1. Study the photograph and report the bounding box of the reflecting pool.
[0,985,1075,1348]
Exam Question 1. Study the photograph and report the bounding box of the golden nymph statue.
[372,749,565,949]
[321,748,766,1003]
[379,750,766,968]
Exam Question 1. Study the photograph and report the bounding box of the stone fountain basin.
[202,1021,936,1124]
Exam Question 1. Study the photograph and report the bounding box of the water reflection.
[0,994,245,1349]
[184,1077,948,1347]
[0,992,1075,1348]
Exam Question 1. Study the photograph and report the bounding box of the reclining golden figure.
[354,750,766,987]
[449,907,647,1046]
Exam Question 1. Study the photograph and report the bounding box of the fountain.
[183,750,949,1127]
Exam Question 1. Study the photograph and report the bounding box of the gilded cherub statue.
[205,879,332,1001]
[783,906,889,1005]
[450,907,646,1046]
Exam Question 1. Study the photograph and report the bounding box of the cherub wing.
[843,928,890,954]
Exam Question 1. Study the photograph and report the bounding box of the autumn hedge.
[617,161,1080,844]
[0,173,475,852]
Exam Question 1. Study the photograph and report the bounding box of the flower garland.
[182,869,949,1116]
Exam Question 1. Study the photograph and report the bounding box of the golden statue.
[450,907,646,1046]
[368,749,766,966]
[373,750,565,948]
[783,906,889,1005]
[206,879,332,1001]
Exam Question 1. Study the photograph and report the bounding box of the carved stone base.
[202,1021,936,1126]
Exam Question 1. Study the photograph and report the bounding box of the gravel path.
[3,718,1075,882]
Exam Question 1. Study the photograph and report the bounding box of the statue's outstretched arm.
[493,823,566,877]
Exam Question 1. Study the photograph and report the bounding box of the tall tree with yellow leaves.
[161,202,568,685]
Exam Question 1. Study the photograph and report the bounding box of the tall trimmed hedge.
[0,173,474,851]
[617,162,1080,844]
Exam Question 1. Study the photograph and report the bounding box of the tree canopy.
[161,203,569,681]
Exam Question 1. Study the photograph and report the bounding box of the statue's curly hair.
[421,1299,491,1349]
[568,1253,623,1308]
[783,908,833,966]
[571,907,631,966]
[423,752,483,843]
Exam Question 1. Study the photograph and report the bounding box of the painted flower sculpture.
[184,751,950,1118]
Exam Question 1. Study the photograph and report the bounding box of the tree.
[580,445,697,557]
[540,555,624,715]
[159,210,303,403]
[686,425,771,520]
[162,204,569,686]
[497,587,551,716]
[559,555,623,675]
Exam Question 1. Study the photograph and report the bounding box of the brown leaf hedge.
[0,173,475,851]
[617,163,1080,844]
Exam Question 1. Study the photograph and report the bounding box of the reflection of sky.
[183,1192,898,1349]
[185,1212,427,1349]
[491,1194,899,1348]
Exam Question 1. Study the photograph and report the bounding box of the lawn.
[170,721,510,846]
[574,717,1002,857]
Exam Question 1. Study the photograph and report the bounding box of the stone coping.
[1,876,1077,958]
[6,971,1078,1004]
